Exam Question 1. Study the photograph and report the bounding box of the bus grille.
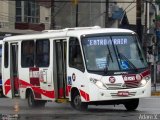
[106,82,139,90]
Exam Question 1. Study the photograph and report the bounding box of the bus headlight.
[140,79,147,87]
[90,78,107,90]
[144,75,150,81]
[139,75,150,87]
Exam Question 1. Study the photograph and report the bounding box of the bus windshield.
[81,34,148,71]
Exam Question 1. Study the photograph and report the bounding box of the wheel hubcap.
[28,94,33,106]
[74,95,81,107]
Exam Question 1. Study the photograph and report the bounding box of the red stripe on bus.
[4,79,54,99]
[19,80,54,99]
[30,77,41,98]
[80,90,90,101]
[4,79,11,95]
[141,69,150,77]
[66,85,71,96]
[58,88,64,98]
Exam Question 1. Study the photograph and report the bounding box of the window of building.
[24,0,40,23]
[69,37,84,71]
[16,8,22,15]
[16,17,22,22]
[36,39,49,67]
[16,1,22,22]
[4,42,8,68]
[16,0,40,23]
[16,1,21,7]
[21,40,34,67]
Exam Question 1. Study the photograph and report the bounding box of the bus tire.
[28,91,46,108]
[0,87,4,97]
[71,91,88,111]
[28,91,36,107]
[124,99,139,111]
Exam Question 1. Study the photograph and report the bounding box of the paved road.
[0,97,160,120]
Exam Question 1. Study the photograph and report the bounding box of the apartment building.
[15,0,51,31]
[0,0,51,38]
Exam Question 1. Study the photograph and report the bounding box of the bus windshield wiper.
[115,46,137,70]
[109,37,121,70]
[104,43,114,74]
[107,44,113,63]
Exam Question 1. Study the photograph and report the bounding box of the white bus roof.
[3,27,135,42]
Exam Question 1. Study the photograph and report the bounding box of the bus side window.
[4,42,9,68]
[36,39,49,67]
[21,40,34,67]
[69,37,84,71]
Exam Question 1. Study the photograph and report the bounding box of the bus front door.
[10,43,19,97]
[54,40,67,99]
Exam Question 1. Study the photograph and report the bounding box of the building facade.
[0,0,158,32]
[0,1,15,29]
[0,0,51,38]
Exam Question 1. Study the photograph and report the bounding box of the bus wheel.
[0,87,4,97]
[28,91,36,107]
[71,91,88,110]
[28,91,46,108]
[124,99,139,111]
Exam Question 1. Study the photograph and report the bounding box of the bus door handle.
[81,85,85,87]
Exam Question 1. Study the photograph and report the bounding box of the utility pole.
[136,0,142,43]
[71,0,79,27]
[105,0,109,27]
[75,3,79,27]
[145,1,148,35]
[50,0,55,29]
[151,3,158,91]
[144,1,149,59]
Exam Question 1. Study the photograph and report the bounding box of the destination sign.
[85,37,128,46]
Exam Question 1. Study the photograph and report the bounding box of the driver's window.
[69,37,84,71]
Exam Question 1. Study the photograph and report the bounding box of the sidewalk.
[151,83,160,96]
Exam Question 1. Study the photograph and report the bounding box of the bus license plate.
[117,91,129,96]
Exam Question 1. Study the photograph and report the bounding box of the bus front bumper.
[88,80,151,102]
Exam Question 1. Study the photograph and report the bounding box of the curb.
[151,91,160,96]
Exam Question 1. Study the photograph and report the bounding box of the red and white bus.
[2,26,151,110]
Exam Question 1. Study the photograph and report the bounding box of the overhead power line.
[0,0,152,3]
[1,0,159,4]
[122,0,135,12]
